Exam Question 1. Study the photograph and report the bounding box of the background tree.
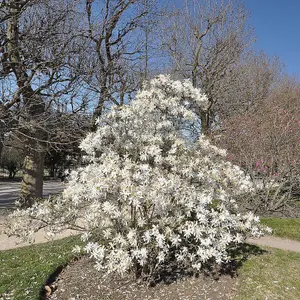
[0,0,160,206]
[214,51,282,121]
[162,0,253,133]
[0,0,89,206]
[218,76,300,215]
[0,144,24,178]
[81,0,157,124]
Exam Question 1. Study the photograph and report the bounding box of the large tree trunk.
[18,104,48,207]
[6,4,48,207]
[20,150,46,207]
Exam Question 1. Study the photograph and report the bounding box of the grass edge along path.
[260,217,300,241]
[235,247,300,300]
[236,217,300,299]
[0,235,81,300]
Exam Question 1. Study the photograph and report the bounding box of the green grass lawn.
[260,217,300,241]
[236,248,300,300]
[235,217,300,299]
[0,236,81,300]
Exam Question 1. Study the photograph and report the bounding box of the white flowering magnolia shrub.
[8,75,267,279]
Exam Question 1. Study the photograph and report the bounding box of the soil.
[48,257,238,300]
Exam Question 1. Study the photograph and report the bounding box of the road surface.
[0,180,67,250]
[0,180,64,210]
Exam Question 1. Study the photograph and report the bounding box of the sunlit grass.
[260,217,300,241]
[0,236,81,300]
[236,248,300,300]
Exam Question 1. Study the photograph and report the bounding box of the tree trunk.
[200,111,209,135]
[6,3,48,206]
[20,150,46,207]
[49,163,55,178]
[8,170,17,179]
[0,134,3,162]
[0,107,7,162]
[92,83,108,131]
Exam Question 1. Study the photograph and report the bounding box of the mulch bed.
[47,257,238,300]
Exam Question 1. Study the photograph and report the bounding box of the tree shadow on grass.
[219,243,267,278]
[39,265,65,299]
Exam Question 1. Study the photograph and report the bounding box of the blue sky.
[244,0,300,78]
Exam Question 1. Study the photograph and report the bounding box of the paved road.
[0,180,66,250]
[0,180,64,210]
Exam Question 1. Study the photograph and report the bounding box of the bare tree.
[0,0,163,206]
[81,0,156,125]
[162,0,253,133]
[217,51,282,120]
[218,76,300,216]
[0,0,89,206]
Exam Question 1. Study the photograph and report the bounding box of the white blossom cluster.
[7,75,267,278]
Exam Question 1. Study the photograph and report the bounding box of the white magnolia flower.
[72,245,82,254]
[7,75,266,278]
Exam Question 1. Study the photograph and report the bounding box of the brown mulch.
[47,257,238,300]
